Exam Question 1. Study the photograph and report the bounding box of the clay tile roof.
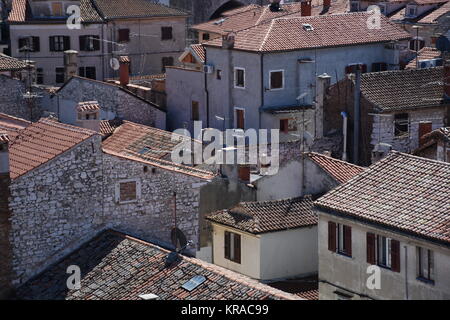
[192,2,304,34]
[204,12,410,52]
[190,44,206,63]
[7,0,27,22]
[207,196,317,234]
[0,133,9,143]
[418,1,450,23]
[306,152,365,183]
[0,54,28,71]
[8,118,97,179]
[390,0,449,22]
[102,121,215,180]
[92,0,188,19]
[222,4,261,16]
[99,119,123,136]
[118,56,130,64]
[315,152,450,245]
[405,47,442,69]
[16,230,299,300]
[77,101,101,112]
[422,126,450,141]
[0,113,31,138]
[361,67,446,112]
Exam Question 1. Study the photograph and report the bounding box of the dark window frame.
[270,70,284,90]
[417,247,434,283]
[161,27,173,40]
[224,231,241,264]
[55,67,65,83]
[394,113,409,137]
[118,29,130,43]
[234,68,245,88]
[50,35,70,52]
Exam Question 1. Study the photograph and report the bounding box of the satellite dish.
[110,58,120,70]
[171,228,187,250]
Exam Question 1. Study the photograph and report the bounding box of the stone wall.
[0,173,13,298]
[8,136,104,286]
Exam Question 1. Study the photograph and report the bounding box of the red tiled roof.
[0,133,9,143]
[99,119,123,136]
[0,113,31,141]
[315,152,450,245]
[204,12,410,52]
[7,0,27,22]
[405,47,442,69]
[16,230,299,300]
[297,289,319,300]
[307,152,365,183]
[390,0,449,22]
[222,4,261,16]
[0,54,28,71]
[419,1,450,23]
[77,101,101,112]
[207,196,317,234]
[102,121,215,180]
[92,0,188,19]
[9,118,97,179]
[190,44,206,63]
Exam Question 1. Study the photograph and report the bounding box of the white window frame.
[269,69,284,90]
[406,5,417,17]
[115,178,141,204]
[377,235,392,268]
[417,246,434,282]
[234,107,245,130]
[234,67,246,89]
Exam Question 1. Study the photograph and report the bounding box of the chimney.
[371,143,392,164]
[21,60,36,88]
[323,0,331,8]
[76,101,101,132]
[64,50,78,82]
[301,0,312,16]
[0,134,14,299]
[222,31,236,50]
[119,56,130,86]
[315,73,331,139]
[445,59,450,100]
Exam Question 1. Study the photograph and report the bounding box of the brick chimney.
[0,134,14,299]
[64,50,78,82]
[119,56,130,87]
[76,101,101,132]
[301,0,312,16]
[444,59,450,100]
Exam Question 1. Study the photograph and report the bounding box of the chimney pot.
[64,50,78,82]
[222,31,236,49]
[119,56,130,87]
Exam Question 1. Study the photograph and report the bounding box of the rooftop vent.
[302,23,314,31]
[213,18,227,25]
[138,293,159,300]
[181,275,207,292]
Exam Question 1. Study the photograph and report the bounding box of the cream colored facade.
[318,212,450,300]
[211,222,318,281]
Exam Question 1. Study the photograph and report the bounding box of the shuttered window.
[371,62,387,72]
[79,66,96,80]
[224,231,241,264]
[236,109,245,129]
[79,35,100,51]
[328,221,336,252]
[18,37,40,52]
[50,36,70,52]
[391,239,400,272]
[367,232,376,264]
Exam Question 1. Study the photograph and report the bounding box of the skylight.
[181,275,207,292]
[302,23,314,31]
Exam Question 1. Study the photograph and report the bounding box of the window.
[350,1,360,12]
[345,64,367,74]
[367,232,401,272]
[50,36,70,52]
[328,222,352,257]
[280,119,289,133]
[191,101,199,121]
[409,38,425,51]
[270,70,284,90]
[224,231,241,263]
[161,27,173,40]
[417,247,434,282]
[407,5,417,17]
[118,29,130,42]
[216,69,222,80]
[202,33,210,41]
[55,67,64,83]
[235,108,245,130]
[119,181,137,202]
[234,67,245,88]
[36,68,44,84]
[162,57,174,72]
[52,2,63,16]
[394,113,409,137]
[371,62,387,72]
[79,66,96,80]
[18,37,40,52]
[79,35,100,51]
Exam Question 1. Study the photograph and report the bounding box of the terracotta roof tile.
[77,101,101,112]
[9,118,97,179]
[315,152,450,245]
[204,12,410,52]
[361,67,446,112]
[0,133,9,143]
[99,119,123,136]
[405,47,442,69]
[102,121,215,180]
[0,54,28,71]
[92,0,188,19]
[390,0,449,22]
[307,152,365,183]
[207,196,317,234]
[418,1,450,23]
[16,230,299,300]
[7,0,27,22]
[190,44,205,63]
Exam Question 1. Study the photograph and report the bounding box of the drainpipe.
[260,53,264,132]
[404,245,409,300]
[204,49,210,127]
[353,65,361,165]
[341,111,348,161]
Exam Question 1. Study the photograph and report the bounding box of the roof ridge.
[259,19,276,52]
[306,151,364,169]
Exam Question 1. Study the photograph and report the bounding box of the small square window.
[270,70,283,90]
[216,69,222,80]
[118,29,130,42]
[119,181,137,202]
[161,27,173,40]
[202,33,210,41]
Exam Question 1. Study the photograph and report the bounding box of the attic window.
[302,24,314,31]
[138,147,151,154]
[181,275,207,292]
